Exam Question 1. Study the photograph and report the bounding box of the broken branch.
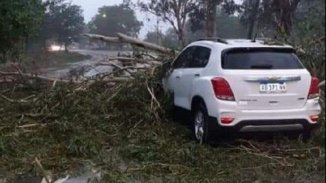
[84,33,173,54]
[83,34,120,43]
[116,33,172,54]
[0,71,70,83]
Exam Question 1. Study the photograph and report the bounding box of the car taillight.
[211,77,235,101]
[308,76,319,99]
[220,116,235,124]
[310,115,319,123]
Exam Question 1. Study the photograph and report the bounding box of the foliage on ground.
[0,63,324,182]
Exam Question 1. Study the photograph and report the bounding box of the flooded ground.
[41,50,132,79]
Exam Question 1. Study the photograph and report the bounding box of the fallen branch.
[105,85,123,103]
[97,66,143,80]
[109,57,149,63]
[117,33,172,54]
[106,77,133,82]
[0,94,14,102]
[35,157,51,183]
[239,145,293,167]
[84,33,173,54]
[0,93,33,103]
[96,64,147,70]
[108,63,133,75]
[295,36,325,54]
[18,123,41,128]
[0,71,70,83]
[83,34,120,43]
[308,36,325,45]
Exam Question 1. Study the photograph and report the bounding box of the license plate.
[259,83,287,93]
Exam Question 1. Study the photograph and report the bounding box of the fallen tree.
[0,33,325,182]
[0,71,70,83]
[84,33,174,55]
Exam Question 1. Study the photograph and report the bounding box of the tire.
[172,105,182,122]
[301,129,314,142]
[192,102,212,144]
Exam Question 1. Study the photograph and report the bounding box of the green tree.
[187,11,246,41]
[89,4,143,37]
[240,0,302,38]
[145,31,164,45]
[189,0,239,38]
[138,0,197,47]
[44,1,84,51]
[57,4,84,51]
[241,0,260,39]
[292,0,325,80]
[162,28,179,49]
[28,0,84,52]
[0,0,44,62]
[293,0,325,40]
[145,28,179,49]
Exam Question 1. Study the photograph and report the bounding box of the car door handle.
[194,74,200,77]
[176,76,181,79]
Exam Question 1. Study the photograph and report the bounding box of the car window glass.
[172,47,195,69]
[190,46,211,68]
[222,48,304,70]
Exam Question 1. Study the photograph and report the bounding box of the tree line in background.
[0,0,44,62]
[0,0,85,63]
[38,0,84,52]
[0,0,324,67]
[140,0,324,47]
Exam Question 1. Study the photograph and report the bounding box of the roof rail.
[198,37,228,44]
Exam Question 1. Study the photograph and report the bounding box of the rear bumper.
[208,118,319,134]
[206,97,321,126]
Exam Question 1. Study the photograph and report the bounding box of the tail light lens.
[221,116,235,124]
[211,77,235,101]
[310,115,319,123]
[308,77,319,99]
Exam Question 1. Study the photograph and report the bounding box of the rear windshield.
[222,48,304,69]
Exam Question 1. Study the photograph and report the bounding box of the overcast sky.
[70,0,242,38]
[71,0,161,38]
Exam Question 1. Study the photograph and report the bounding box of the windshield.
[222,48,304,69]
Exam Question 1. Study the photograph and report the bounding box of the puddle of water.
[84,65,114,78]
[40,50,131,80]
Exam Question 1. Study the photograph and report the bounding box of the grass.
[0,66,325,183]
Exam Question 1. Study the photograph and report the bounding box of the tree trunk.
[175,8,186,47]
[178,29,186,47]
[85,33,173,54]
[206,0,217,38]
[273,0,301,37]
[247,0,260,39]
[64,42,69,53]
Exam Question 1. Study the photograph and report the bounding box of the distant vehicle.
[163,39,321,144]
[49,44,65,52]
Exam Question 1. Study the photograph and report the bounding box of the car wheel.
[301,129,315,142]
[193,103,211,144]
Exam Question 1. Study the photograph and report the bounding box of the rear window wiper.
[250,64,273,69]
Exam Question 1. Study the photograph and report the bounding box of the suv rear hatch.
[221,47,311,110]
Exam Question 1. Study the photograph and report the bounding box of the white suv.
[164,39,321,143]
